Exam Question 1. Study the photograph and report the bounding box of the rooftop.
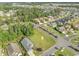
[21,37,33,51]
[7,43,21,56]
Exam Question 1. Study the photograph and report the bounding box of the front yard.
[71,37,79,46]
[70,30,79,46]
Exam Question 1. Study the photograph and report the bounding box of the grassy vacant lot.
[55,48,75,56]
[28,28,56,55]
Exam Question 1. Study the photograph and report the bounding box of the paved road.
[38,26,79,56]
[41,44,61,56]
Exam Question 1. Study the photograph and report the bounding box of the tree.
[21,23,34,36]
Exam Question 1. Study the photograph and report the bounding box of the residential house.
[7,43,22,56]
[0,48,5,56]
[74,23,79,30]
[21,38,35,56]
[0,11,4,16]
[0,24,8,31]
[58,26,67,34]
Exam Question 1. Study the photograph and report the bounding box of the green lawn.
[42,25,64,37]
[71,37,79,46]
[28,28,56,55]
[55,48,75,56]
[71,30,79,46]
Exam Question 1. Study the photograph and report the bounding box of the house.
[5,12,11,17]
[58,26,65,32]
[51,22,57,28]
[0,24,8,31]
[0,48,5,56]
[48,16,54,21]
[7,43,22,56]
[74,23,79,29]
[0,11,4,16]
[21,38,35,56]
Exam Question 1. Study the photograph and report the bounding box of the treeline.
[0,23,34,42]
[16,7,61,22]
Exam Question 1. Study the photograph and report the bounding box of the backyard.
[28,28,56,55]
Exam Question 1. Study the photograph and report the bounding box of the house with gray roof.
[21,37,35,56]
[7,43,22,56]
